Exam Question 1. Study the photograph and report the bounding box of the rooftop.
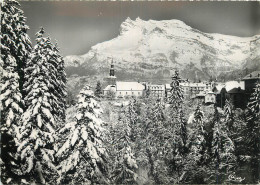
[242,71,260,80]
[228,87,245,94]
[116,81,145,91]
[215,81,244,93]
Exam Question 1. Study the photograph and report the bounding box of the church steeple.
[110,60,115,77]
[103,59,116,86]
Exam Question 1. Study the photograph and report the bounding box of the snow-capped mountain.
[65,17,260,82]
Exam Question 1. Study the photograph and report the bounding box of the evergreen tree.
[53,41,67,124]
[1,0,32,96]
[124,98,139,142]
[166,70,188,182]
[245,81,260,183]
[0,54,23,183]
[0,0,31,183]
[16,28,63,183]
[168,70,184,110]
[145,86,151,99]
[208,105,238,183]
[185,104,207,183]
[111,109,138,184]
[56,86,109,184]
[139,98,169,184]
[94,80,102,98]
[246,82,260,122]
[224,99,234,130]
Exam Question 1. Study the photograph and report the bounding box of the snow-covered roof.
[116,82,145,91]
[228,87,245,94]
[242,71,260,80]
[225,81,244,91]
[215,83,225,92]
[215,81,244,93]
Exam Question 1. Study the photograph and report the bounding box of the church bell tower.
[110,61,115,77]
[103,59,117,86]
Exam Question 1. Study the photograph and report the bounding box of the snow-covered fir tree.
[145,86,151,99]
[185,104,207,183]
[0,54,23,183]
[111,110,138,184]
[224,99,234,129]
[1,0,32,96]
[208,105,238,183]
[168,70,184,110]
[246,81,260,122]
[56,85,109,184]
[0,0,31,183]
[124,98,140,142]
[166,70,188,183]
[94,80,102,98]
[52,41,67,124]
[166,108,188,183]
[245,81,260,183]
[139,98,169,184]
[16,28,66,184]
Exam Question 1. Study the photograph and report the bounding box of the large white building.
[104,82,145,98]
[165,81,214,98]
[103,64,145,98]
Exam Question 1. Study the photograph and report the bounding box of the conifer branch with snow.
[56,85,109,184]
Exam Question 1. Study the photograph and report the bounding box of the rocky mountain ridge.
[65,17,260,82]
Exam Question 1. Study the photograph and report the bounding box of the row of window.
[118,91,141,95]
[149,86,164,90]
[206,97,215,101]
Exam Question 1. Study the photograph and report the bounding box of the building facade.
[115,81,145,98]
[147,84,165,99]
[205,91,216,104]
[227,87,246,109]
[242,71,260,94]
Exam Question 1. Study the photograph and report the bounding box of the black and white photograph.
[0,0,260,184]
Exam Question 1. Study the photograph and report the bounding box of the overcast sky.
[20,1,260,56]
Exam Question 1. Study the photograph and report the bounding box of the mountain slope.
[65,17,260,82]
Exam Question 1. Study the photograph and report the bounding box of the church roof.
[116,82,145,91]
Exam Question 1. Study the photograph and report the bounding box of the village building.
[241,71,260,94]
[180,82,190,96]
[205,91,216,104]
[165,81,214,103]
[147,84,165,99]
[189,82,212,96]
[226,87,246,109]
[213,81,245,108]
[165,84,171,98]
